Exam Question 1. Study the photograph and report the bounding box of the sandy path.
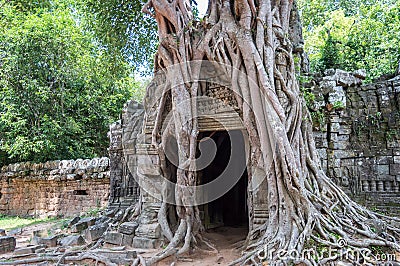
[145,227,247,266]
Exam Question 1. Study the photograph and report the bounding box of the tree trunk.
[141,0,400,264]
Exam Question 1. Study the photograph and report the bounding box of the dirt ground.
[1,221,247,265]
[143,226,247,266]
[3,221,399,265]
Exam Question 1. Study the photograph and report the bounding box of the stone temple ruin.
[107,69,400,248]
[0,69,398,256]
[108,69,257,248]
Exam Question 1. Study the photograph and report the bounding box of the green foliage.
[0,2,145,166]
[311,111,326,130]
[83,207,105,217]
[332,101,345,110]
[353,111,399,143]
[300,86,327,130]
[0,0,53,13]
[301,88,316,108]
[321,32,341,70]
[299,0,400,81]
[77,0,158,74]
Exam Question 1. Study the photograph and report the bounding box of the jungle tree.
[138,0,400,265]
[0,1,144,165]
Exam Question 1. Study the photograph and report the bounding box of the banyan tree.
[116,0,400,264]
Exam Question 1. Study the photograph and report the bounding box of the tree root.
[0,238,119,266]
[132,254,147,266]
[139,0,400,265]
[0,252,117,266]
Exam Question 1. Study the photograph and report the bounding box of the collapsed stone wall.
[308,70,400,214]
[0,158,110,217]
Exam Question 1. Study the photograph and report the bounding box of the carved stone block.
[135,223,161,239]
[0,236,16,254]
[85,224,107,242]
[119,222,139,235]
[131,237,160,249]
[137,155,161,176]
[104,232,123,245]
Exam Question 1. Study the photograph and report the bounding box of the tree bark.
[142,0,400,265]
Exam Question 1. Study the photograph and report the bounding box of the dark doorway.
[74,189,88,196]
[198,130,248,229]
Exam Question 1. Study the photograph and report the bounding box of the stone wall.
[0,158,110,217]
[108,100,144,209]
[308,70,400,214]
[105,70,399,238]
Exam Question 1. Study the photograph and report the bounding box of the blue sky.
[197,0,208,17]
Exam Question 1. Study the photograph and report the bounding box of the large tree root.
[138,0,400,264]
[0,238,118,266]
[0,252,117,266]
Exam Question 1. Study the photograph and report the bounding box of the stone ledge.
[0,157,110,181]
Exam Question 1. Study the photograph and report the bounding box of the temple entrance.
[197,130,249,230]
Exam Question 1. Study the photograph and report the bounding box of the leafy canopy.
[2,0,399,165]
[298,0,400,80]
[0,0,145,165]
[78,0,158,74]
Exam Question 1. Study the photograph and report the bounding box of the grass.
[0,215,57,230]
[82,207,104,218]
[0,207,102,232]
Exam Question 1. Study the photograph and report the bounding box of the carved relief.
[108,100,144,207]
